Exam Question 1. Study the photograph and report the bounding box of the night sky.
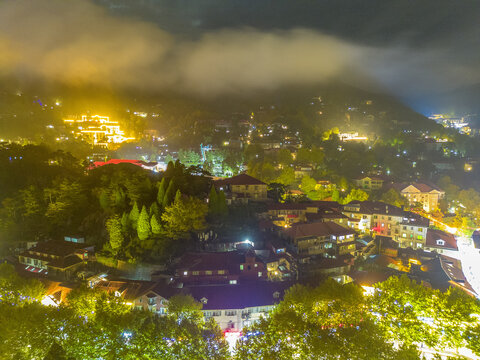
[1,0,479,111]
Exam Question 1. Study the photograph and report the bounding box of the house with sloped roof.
[424,229,458,256]
[284,221,356,256]
[353,175,388,191]
[215,174,268,203]
[184,281,292,331]
[174,250,267,285]
[95,279,177,315]
[393,182,445,212]
[18,241,93,280]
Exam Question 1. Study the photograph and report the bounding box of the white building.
[185,282,292,331]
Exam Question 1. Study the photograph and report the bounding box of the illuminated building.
[394,182,445,213]
[63,115,135,148]
[353,176,386,191]
[185,281,291,332]
[339,132,368,142]
[215,174,268,204]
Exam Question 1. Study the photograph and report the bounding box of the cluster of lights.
[63,115,135,148]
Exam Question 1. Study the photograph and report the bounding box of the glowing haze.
[0,0,478,98]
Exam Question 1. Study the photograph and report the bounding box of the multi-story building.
[215,174,268,203]
[342,201,431,249]
[174,250,267,285]
[185,282,292,331]
[395,212,430,249]
[284,221,356,256]
[342,201,405,236]
[95,280,174,315]
[394,183,445,212]
[18,241,93,280]
[353,176,386,191]
[266,201,346,228]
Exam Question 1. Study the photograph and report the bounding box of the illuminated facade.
[64,115,135,148]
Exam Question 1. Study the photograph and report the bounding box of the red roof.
[393,182,443,193]
[426,229,457,250]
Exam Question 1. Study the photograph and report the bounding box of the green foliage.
[331,189,340,202]
[379,188,407,208]
[343,188,369,204]
[0,283,229,360]
[217,190,228,216]
[178,149,203,167]
[162,196,208,239]
[163,178,176,207]
[120,211,130,233]
[137,205,151,241]
[99,189,111,211]
[208,185,219,215]
[275,167,296,186]
[174,189,182,204]
[129,201,140,228]
[167,294,204,323]
[106,215,124,255]
[0,263,45,304]
[149,201,160,219]
[235,279,421,360]
[370,275,480,353]
[150,214,162,235]
[157,178,167,205]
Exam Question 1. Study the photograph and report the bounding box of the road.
[457,236,480,297]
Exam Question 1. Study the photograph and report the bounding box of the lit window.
[240,265,244,270]
[258,272,262,277]
[229,280,237,285]
[183,271,188,276]
[218,270,226,275]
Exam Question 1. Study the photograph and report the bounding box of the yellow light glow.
[63,115,135,148]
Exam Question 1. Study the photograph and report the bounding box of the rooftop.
[393,182,443,193]
[183,281,293,310]
[343,201,404,217]
[216,174,266,186]
[286,221,354,239]
[426,229,458,250]
[95,280,176,301]
[174,250,261,274]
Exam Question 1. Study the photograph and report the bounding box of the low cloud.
[0,0,478,98]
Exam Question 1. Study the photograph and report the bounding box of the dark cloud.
[0,0,479,102]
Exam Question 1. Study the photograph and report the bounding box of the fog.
[0,0,478,99]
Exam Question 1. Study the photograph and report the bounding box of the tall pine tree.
[157,178,167,205]
[174,189,182,204]
[150,214,162,235]
[149,201,160,219]
[121,211,130,233]
[129,202,140,229]
[137,205,151,241]
[106,215,123,255]
[163,178,176,207]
